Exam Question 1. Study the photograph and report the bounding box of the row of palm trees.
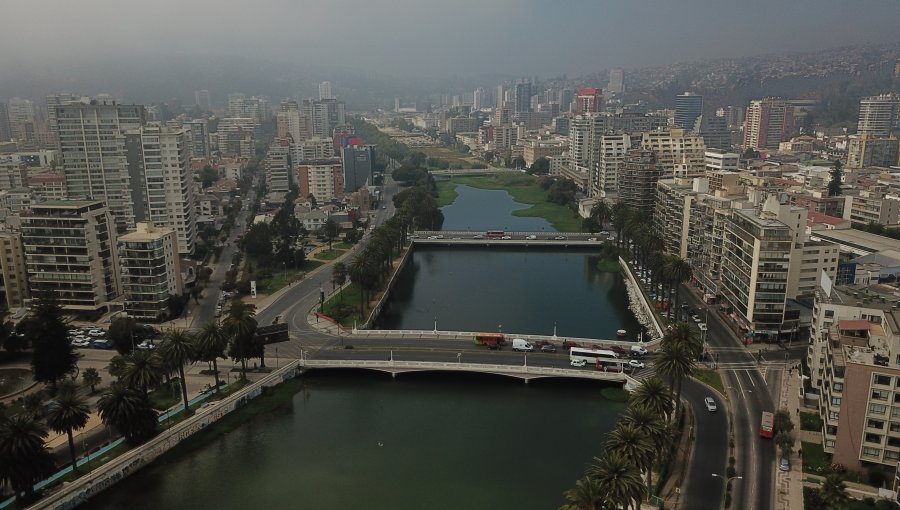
[561,325,702,509]
[0,299,259,504]
[347,216,410,318]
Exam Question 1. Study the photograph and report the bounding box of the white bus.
[569,347,619,364]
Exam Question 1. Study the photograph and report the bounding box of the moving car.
[630,345,648,357]
[698,323,708,332]
[525,235,537,240]
[553,235,567,240]
[540,344,557,353]
[704,397,717,412]
[511,338,534,352]
[500,235,512,240]
[587,237,597,241]
[570,359,587,367]
[628,359,645,369]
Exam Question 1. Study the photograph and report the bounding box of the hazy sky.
[2,0,900,77]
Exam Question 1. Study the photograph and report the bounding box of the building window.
[869,419,885,430]
[871,404,887,415]
[834,382,843,392]
[875,375,893,386]
[824,310,834,318]
[872,390,889,401]
[891,422,900,433]
[862,447,881,458]
[886,451,900,461]
[825,439,835,448]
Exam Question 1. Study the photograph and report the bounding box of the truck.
[511,338,534,352]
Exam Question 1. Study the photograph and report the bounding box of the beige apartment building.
[640,128,706,179]
[118,222,183,323]
[21,200,121,315]
[843,190,900,228]
[0,229,28,309]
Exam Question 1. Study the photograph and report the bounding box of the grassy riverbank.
[437,174,584,232]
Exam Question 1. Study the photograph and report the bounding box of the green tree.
[530,157,551,175]
[655,343,695,427]
[81,367,102,394]
[121,349,164,393]
[332,261,348,295]
[590,201,611,231]
[827,159,843,197]
[0,321,23,353]
[665,256,693,313]
[629,377,674,422]
[560,476,605,510]
[775,430,795,458]
[664,322,703,359]
[27,296,77,389]
[224,300,258,380]
[322,218,340,250]
[98,383,159,444]
[199,165,218,188]
[0,413,54,503]
[45,388,90,473]
[194,322,228,393]
[774,409,795,435]
[622,405,669,493]
[159,329,196,415]
[587,452,647,510]
[818,474,849,510]
[108,317,138,354]
[605,422,655,501]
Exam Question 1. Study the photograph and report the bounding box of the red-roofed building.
[575,88,603,115]
[806,211,851,233]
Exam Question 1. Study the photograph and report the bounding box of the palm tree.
[622,405,669,493]
[195,322,228,393]
[560,475,605,510]
[0,413,54,503]
[81,367,102,394]
[605,423,655,504]
[655,343,695,427]
[819,474,849,510]
[107,355,128,381]
[98,383,159,444]
[159,329,196,415]
[665,256,693,312]
[121,349,164,393]
[224,300,258,380]
[664,322,703,359]
[611,202,631,249]
[590,201,611,231]
[629,377,674,422]
[45,389,90,472]
[588,452,647,510]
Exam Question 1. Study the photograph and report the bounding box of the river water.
[85,373,625,510]
[85,182,636,510]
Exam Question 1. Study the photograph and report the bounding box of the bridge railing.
[299,359,626,381]
[348,329,645,349]
[414,230,595,238]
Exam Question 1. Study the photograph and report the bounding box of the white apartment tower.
[124,124,197,255]
[54,98,146,233]
[858,93,900,137]
[319,81,334,100]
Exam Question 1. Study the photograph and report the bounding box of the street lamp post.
[711,473,742,509]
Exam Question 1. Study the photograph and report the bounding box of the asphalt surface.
[680,288,777,510]
[681,379,729,510]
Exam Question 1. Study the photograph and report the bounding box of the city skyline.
[2,0,900,79]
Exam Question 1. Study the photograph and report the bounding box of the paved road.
[681,379,729,510]
[680,288,777,510]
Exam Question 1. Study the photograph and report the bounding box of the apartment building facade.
[118,222,183,322]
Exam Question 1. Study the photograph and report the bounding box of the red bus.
[760,411,775,438]
[486,230,505,239]
[474,333,506,348]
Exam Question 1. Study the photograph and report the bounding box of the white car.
[137,340,156,350]
[628,359,645,369]
[525,235,537,240]
[704,397,717,412]
[71,338,91,348]
[570,359,587,368]
[87,329,105,337]
[500,235,512,240]
[587,237,597,241]
[698,323,708,332]
[599,231,609,236]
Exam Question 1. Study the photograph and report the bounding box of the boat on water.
[616,329,627,337]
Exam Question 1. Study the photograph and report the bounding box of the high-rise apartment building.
[618,149,663,215]
[185,119,210,159]
[575,88,603,115]
[194,89,211,112]
[473,87,486,110]
[118,222,183,323]
[0,103,10,141]
[595,133,632,197]
[514,80,532,114]
[303,99,345,138]
[124,124,197,255]
[0,229,29,310]
[21,200,121,314]
[640,129,707,179]
[846,135,900,168]
[298,160,344,203]
[608,69,625,94]
[857,93,900,137]
[694,114,731,151]
[265,140,292,196]
[46,92,82,146]
[743,98,794,150]
[319,81,334,101]
[674,93,703,130]
[342,144,376,195]
[54,98,146,233]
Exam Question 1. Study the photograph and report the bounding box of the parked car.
[698,323,708,332]
[71,339,91,348]
[91,339,113,350]
[779,457,790,471]
[87,329,106,337]
[704,397,717,412]
[137,340,156,350]
[570,359,587,368]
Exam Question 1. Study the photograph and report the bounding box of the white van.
[512,338,534,352]
[631,345,648,357]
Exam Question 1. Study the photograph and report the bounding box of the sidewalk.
[775,366,805,510]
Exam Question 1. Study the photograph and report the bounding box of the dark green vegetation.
[800,411,823,432]
[560,323,703,509]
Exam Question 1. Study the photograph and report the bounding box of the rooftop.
[809,228,900,256]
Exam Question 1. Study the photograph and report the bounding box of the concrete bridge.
[430,167,514,176]
[298,358,636,385]
[411,230,614,247]
[348,328,644,350]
